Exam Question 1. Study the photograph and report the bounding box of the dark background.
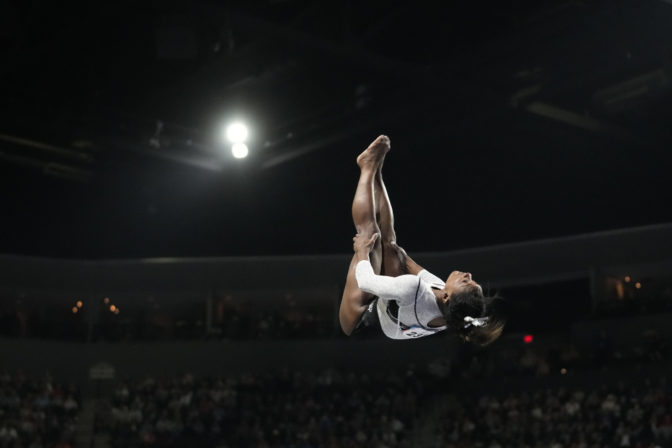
[2,0,671,259]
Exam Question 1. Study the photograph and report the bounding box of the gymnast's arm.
[355,259,419,298]
[353,233,418,299]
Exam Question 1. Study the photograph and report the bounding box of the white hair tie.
[464,316,489,328]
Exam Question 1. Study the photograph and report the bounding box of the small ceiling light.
[76,301,83,308]
[232,143,249,159]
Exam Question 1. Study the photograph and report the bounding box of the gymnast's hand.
[389,241,407,257]
[389,241,424,275]
[353,233,379,256]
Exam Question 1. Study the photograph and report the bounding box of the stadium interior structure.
[2,1,672,447]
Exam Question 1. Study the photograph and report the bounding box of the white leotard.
[355,260,447,340]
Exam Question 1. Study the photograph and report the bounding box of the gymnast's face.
[445,271,483,296]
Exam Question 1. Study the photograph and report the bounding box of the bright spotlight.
[232,143,249,159]
[225,122,248,143]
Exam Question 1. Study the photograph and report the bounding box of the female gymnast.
[339,135,507,344]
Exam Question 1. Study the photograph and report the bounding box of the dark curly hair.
[441,289,508,346]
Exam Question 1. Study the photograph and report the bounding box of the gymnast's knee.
[355,222,381,238]
[382,238,398,249]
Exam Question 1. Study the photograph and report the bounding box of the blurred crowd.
[0,372,79,448]
[431,377,672,448]
[98,369,421,448]
[97,367,672,448]
[1,338,670,448]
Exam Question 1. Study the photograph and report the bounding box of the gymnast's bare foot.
[357,135,391,169]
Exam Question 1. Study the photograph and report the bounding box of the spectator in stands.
[0,372,79,448]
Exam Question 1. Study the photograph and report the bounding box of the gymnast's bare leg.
[374,148,406,278]
[339,135,395,335]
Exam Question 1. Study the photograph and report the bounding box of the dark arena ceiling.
[1,0,671,259]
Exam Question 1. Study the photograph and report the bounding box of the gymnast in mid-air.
[339,135,507,343]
